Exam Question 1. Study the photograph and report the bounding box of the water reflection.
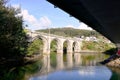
[56,53,64,70]
[42,55,51,73]
[109,67,120,80]
[66,53,73,68]
[30,66,112,80]
[1,52,120,80]
[74,53,82,66]
[30,53,113,80]
[0,61,41,80]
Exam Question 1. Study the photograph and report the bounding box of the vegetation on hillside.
[36,27,101,37]
[82,41,116,51]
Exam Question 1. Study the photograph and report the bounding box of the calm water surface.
[1,53,120,80]
[28,53,115,80]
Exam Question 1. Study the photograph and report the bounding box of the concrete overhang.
[47,0,120,45]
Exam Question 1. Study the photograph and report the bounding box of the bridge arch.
[51,38,61,47]
[32,35,47,42]
[28,35,48,54]
[51,38,65,54]
[73,41,80,53]
[63,39,74,53]
[50,38,59,53]
[33,35,51,54]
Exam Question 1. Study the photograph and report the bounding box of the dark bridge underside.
[47,0,120,47]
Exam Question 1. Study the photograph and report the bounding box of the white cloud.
[78,22,93,30]
[21,10,37,23]
[38,16,51,28]
[65,23,93,30]
[12,4,20,9]
[12,4,52,30]
[12,4,91,31]
[17,9,51,30]
[64,25,74,28]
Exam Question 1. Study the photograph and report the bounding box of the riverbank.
[106,57,120,68]
[0,54,42,67]
[80,50,102,53]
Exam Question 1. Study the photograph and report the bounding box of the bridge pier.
[67,40,74,53]
[74,41,82,53]
[57,39,64,54]
[43,38,51,54]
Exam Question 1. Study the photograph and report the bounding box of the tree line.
[0,0,28,60]
[37,27,101,38]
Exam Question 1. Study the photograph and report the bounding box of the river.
[1,52,120,80]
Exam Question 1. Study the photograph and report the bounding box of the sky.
[9,0,93,31]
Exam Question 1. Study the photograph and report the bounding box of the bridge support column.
[43,38,51,54]
[57,39,64,54]
[67,40,74,53]
[74,41,82,53]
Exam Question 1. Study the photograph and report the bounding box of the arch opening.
[27,37,44,56]
[50,38,60,53]
[73,41,80,53]
[63,40,68,54]
[73,42,76,53]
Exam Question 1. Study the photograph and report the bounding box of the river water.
[1,53,120,80]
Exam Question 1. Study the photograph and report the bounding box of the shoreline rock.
[106,58,120,68]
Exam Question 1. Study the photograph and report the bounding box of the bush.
[0,0,28,58]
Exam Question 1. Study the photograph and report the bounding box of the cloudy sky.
[9,0,93,31]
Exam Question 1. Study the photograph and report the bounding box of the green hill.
[36,27,101,38]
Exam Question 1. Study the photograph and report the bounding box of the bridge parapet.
[28,31,78,41]
[35,32,73,40]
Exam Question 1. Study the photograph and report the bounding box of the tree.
[0,0,28,59]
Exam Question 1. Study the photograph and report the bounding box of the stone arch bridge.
[27,31,82,54]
